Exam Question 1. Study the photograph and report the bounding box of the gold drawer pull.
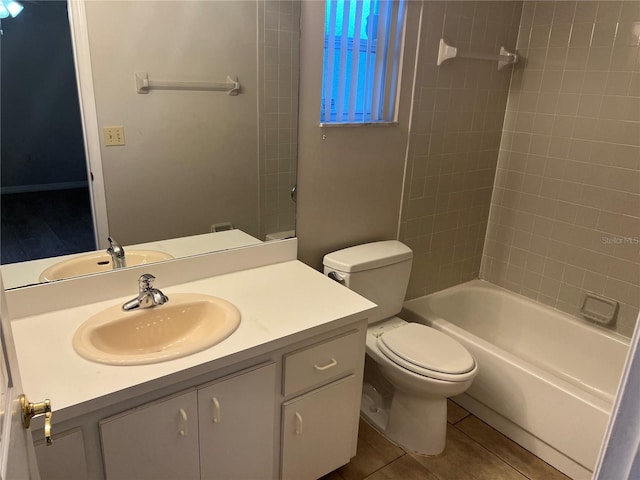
[313,358,337,371]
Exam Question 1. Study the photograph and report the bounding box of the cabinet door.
[281,375,359,480]
[35,429,89,480]
[198,363,276,480]
[100,390,199,480]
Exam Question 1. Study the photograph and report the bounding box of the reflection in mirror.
[0,0,299,289]
[1,230,264,289]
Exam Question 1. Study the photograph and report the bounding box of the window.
[321,0,406,125]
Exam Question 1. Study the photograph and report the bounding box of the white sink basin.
[72,293,241,365]
[39,250,174,282]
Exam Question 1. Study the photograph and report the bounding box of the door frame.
[67,0,109,250]
[0,273,40,479]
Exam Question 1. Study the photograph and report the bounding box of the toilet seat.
[377,323,476,382]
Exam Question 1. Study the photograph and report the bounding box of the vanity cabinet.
[33,322,367,480]
[100,363,276,480]
[13,249,375,480]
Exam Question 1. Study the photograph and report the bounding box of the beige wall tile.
[615,22,640,47]
[549,22,572,47]
[481,0,640,337]
[610,45,638,71]
[570,22,594,48]
[259,0,299,239]
[401,1,521,296]
[574,2,598,24]
[620,2,640,22]
[592,22,618,48]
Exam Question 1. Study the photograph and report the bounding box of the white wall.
[85,1,260,245]
[296,0,421,270]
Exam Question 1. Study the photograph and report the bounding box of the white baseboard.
[1,181,89,195]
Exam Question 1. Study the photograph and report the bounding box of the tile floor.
[323,400,571,480]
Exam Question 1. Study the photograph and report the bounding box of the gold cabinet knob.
[20,394,53,445]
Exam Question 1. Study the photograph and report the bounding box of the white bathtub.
[402,279,630,480]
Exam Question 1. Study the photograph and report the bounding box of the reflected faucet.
[107,237,126,269]
[122,274,169,311]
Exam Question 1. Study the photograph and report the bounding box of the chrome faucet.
[122,274,169,311]
[107,236,126,269]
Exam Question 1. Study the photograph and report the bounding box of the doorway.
[0,0,95,264]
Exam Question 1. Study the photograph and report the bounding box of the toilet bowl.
[365,317,477,454]
[323,241,478,455]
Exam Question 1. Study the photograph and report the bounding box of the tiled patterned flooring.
[323,400,571,480]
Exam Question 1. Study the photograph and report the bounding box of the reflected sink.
[72,293,241,365]
[39,250,174,282]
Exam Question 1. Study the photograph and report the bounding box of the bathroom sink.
[39,250,174,282]
[72,293,241,365]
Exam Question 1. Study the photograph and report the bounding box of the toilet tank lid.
[323,240,413,273]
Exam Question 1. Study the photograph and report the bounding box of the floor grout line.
[449,422,531,480]
[361,452,408,480]
[331,406,567,480]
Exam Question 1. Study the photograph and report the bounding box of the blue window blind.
[321,0,406,124]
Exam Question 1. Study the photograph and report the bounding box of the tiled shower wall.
[259,0,299,240]
[400,1,523,298]
[482,1,640,336]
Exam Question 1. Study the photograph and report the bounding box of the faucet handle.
[107,237,125,256]
[138,273,156,291]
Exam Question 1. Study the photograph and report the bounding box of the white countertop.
[11,260,374,422]
[1,230,263,289]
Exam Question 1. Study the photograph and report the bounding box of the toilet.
[323,240,478,455]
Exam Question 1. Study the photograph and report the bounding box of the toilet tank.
[323,241,413,324]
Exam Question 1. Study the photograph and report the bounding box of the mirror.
[0,0,299,289]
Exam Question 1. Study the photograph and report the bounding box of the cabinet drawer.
[283,330,360,396]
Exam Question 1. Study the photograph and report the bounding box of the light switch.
[103,126,125,146]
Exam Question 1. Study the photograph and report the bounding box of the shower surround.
[399,1,523,298]
[482,0,640,337]
[398,1,639,338]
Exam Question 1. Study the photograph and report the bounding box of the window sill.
[319,121,399,128]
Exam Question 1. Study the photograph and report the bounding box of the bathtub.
[401,279,630,480]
